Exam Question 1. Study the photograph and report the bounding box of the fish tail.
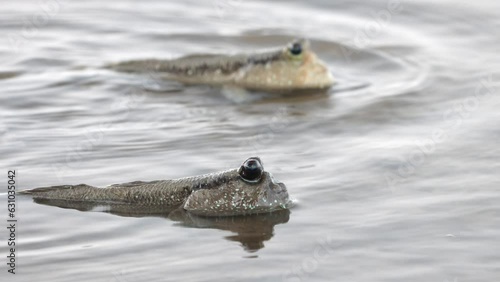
[19,184,96,201]
[107,59,167,73]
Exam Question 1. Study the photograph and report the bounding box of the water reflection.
[32,198,290,252]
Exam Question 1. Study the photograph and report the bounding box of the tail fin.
[106,59,166,73]
[19,184,96,201]
[19,185,69,195]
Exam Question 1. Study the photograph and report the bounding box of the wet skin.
[20,157,291,217]
[109,39,335,93]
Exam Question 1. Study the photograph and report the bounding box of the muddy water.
[0,0,499,281]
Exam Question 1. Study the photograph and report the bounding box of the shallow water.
[1,0,499,281]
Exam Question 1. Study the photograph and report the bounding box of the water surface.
[1,0,499,281]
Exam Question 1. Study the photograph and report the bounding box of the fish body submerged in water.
[20,157,291,216]
[109,39,335,93]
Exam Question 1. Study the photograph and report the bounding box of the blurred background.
[0,0,499,281]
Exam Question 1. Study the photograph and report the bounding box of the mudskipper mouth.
[276,182,287,195]
[268,172,287,194]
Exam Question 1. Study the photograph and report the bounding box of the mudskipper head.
[183,157,291,216]
[237,39,335,92]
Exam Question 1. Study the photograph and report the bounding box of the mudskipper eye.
[238,157,263,183]
[289,42,302,56]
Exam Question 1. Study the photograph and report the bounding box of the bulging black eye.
[238,157,263,182]
[289,42,302,55]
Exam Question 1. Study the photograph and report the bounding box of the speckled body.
[20,160,290,216]
[109,39,335,93]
